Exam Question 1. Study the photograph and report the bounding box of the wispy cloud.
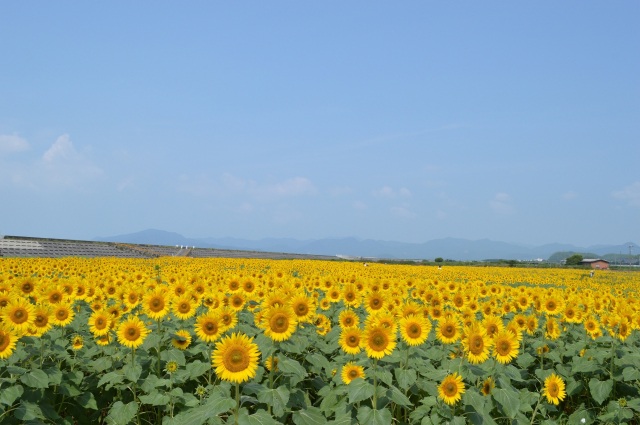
[613,182,640,207]
[177,173,316,202]
[373,185,412,199]
[0,134,29,154]
[562,191,578,200]
[490,192,515,215]
[391,205,417,219]
[0,134,102,191]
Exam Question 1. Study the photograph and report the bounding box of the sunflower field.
[1,257,640,425]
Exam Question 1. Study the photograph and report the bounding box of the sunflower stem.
[234,382,240,425]
[610,338,616,399]
[156,319,163,377]
[529,393,543,425]
[373,358,378,410]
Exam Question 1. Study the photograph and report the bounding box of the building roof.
[580,258,609,263]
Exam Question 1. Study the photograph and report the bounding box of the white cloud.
[490,192,515,215]
[562,191,578,200]
[391,205,417,219]
[261,177,315,199]
[613,182,640,207]
[352,200,367,210]
[373,185,412,199]
[0,133,102,191]
[0,134,29,154]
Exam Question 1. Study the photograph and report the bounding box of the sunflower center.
[12,309,27,324]
[149,297,164,311]
[295,304,308,316]
[204,321,218,334]
[232,297,243,307]
[442,324,456,338]
[178,302,190,314]
[497,340,511,355]
[546,301,556,311]
[348,369,359,379]
[0,333,8,351]
[126,326,141,340]
[444,382,458,397]
[407,323,421,338]
[224,348,249,372]
[470,335,485,354]
[95,317,107,329]
[271,314,289,332]
[347,335,359,347]
[370,332,387,350]
[547,382,559,397]
[35,315,48,327]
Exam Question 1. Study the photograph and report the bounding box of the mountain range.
[94,229,640,262]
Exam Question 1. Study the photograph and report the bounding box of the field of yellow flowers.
[1,257,639,425]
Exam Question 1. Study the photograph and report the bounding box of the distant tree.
[434,257,444,263]
[565,254,584,266]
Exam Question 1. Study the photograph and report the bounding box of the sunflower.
[0,325,18,359]
[88,311,111,336]
[461,323,492,364]
[482,315,504,339]
[211,332,260,384]
[436,315,461,344]
[543,373,566,405]
[289,294,315,323]
[172,329,192,350]
[338,309,360,329]
[95,333,112,346]
[363,324,396,359]
[480,376,495,396]
[492,330,519,364]
[399,314,431,346]
[116,315,150,349]
[339,327,362,355]
[218,307,238,332]
[31,305,53,336]
[263,305,297,342]
[264,355,279,372]
[525,315,539,335]
[2,298,35,332]
[615,317,632,342]
[342,284,360,307]
[438,373,465,405]
[542,295,564,316]
[583,316,601,339]
[51,304,76,327]
[71,334,84,350]
[364,291,386,314]
[227,293,245,311]
[172,295,197,321]
[545,317,561,340]
[194,312,223,343]
[341,362,366,384]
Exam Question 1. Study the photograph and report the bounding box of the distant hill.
[94,229,639,262]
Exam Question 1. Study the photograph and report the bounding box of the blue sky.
[1,2,638,247]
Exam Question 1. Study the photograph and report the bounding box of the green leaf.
[89,356,113,372]
[347,378,375,404]
[257,385,290,418]
[15,400,44,421]
[387,385,412,407]
[356,406,392,425]
[238,409,281,425]
[327,412,353,425]
[292,406,326,425]
[622,366,640,381]
[139,391,171,406]
[78,391,99,410]
[106,401,138,425]
[123,363,142,383]
[0,384,23,406]
[161,348,186,366]
[493,388,521,419]
[20,368,49,388]
[140,374,170,393]
[395,368,417,390]
[589,378,613,405]
[278,356,307,386]
[186,360,211,379]
[305,353,332,373]
[98,371,124,389]
[44,366,63,385]
[463,389,488,416]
